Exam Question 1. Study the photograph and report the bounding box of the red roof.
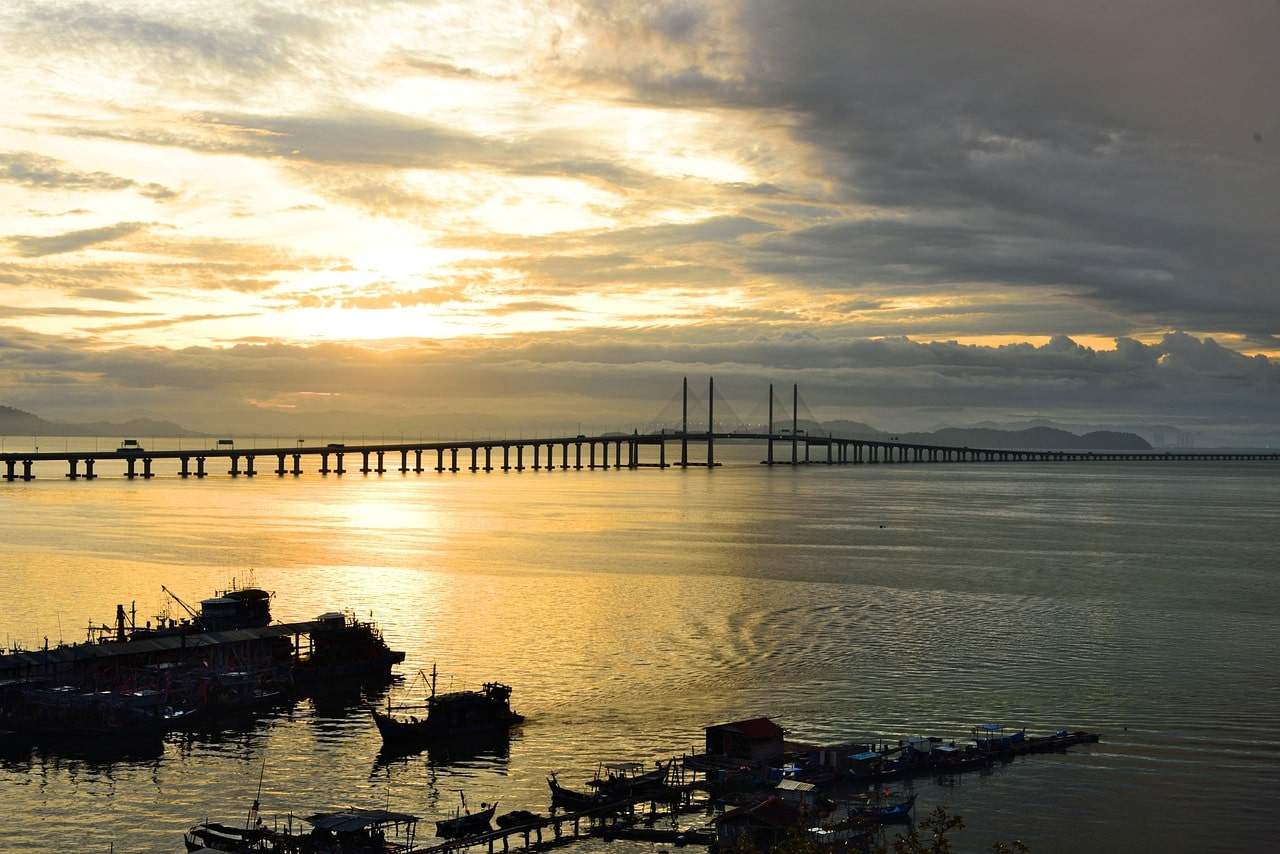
[710,717,784,739]
[716,796,802,828]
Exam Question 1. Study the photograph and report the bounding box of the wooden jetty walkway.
[4,378,1275,482]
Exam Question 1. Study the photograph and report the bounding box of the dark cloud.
[6,221,148,257]
[0,151,177,199]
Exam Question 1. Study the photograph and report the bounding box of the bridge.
[2,378,1276,482]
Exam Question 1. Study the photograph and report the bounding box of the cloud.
[0,151,178,199]
[6,221,149,257]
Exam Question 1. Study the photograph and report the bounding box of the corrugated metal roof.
[775,779,815,792]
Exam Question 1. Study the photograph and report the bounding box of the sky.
[1,1,1277,443]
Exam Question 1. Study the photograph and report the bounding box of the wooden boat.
[435,793,497,839]
[847,793,916,824]
[374,666,523,750]
[495,810,541,829]
[548,773,603,811]
[587,760,670,798]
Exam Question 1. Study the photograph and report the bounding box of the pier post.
[84,458,96,480]
[66,458,79,480]
[469,447,478,472]
[3,459,14,481]
[244,455,255,477]
[375,450,385,474]
[532,444,540,471]
[399,450,409,473]
[436,449,445,472]
[360,451,371,474]
[602,441,609,469]
[616,439,624,469]
[575,442,582,470]
[450,448,459,472]
[320,452,330,474]
[503,446,510,471]
[141,457,153,478]
[229,455,240,476]
[414,449,423,473]
[127,457,137,479]
[516,445,524,471]
[335,452,346,474]
[549,443,557,469]
[180,456,190,478]
[196,456,206,477]
[276,454,287,476]
[484,446,492,471]
[292,453,302,475]
[589,442,596,469]
[22,459,33,481]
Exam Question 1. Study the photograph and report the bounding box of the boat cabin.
[198,588,272,631]
[705,717,785,763]
[304,808,420,852]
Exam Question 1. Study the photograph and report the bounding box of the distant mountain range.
[800,419,1151,451]
[0,405,202,438]
[1,404,1152,450]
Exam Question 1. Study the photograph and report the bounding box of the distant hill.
[894,426,1151,451]
[0,405,203,438]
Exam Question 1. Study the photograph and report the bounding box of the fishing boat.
[435,793,497,839]
[373,665,523,750]
[587,760,671,799]
[495,810,541,829]
[547,772,603,811]
[846,793,916,824]
[185,809,420,853]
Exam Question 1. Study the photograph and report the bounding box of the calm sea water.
[1,445,1277,853]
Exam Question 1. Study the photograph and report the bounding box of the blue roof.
[850,751,880,761]
[975,723,1004,732]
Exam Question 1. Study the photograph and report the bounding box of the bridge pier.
[470,447,478,472]
[22,459,34,481]
[484,446,492,471]
[376,450,385,474]
[244,456,255,477]
[659,436,666,467]
[615,439,624,469]
[502,445,510,471]
[532,444,540,471]
[84,458,96,480]
[126,457,137,479]
[276,454,287,476]
[196,456,206,477]
[335,452,346,475]
[399,449,409,473]
[179,456,190,478]
[292,453,302,475]
[450,448,459,472]
[516,445,524,471]
[436,448,445,472]
[142,457,154,479]
[575,442,582,469]
[3,459,13,481]
[414,449,423,473]
[360,451,371,474]
[320,452,330,474]
[229,455,241,476]
[66,458,79,480]
[589,442,596,469]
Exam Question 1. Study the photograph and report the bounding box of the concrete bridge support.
[414,449,423,473]
[436,449,445,473]
[575,442,582,470]
[66,458,80,480]
[469,447,478,472]
[22,459,33,481]
[196,456,206,477]
[450,448,459,472]
[376,451,385,474]
[532,444,541,471]
[399,450,409,473]
[484,446,493,472]
[335,452,346,475]
[142,457,154,479]
[516,445,524,471]
[360,451,371,474]
[244,456,255,477]
[292,454,302,475]
[126,457,137,479]
[502,446,510,471]
[180,456,191,478]
[276,454,287,476]
[84,458,96,480]
[229,455,241,477]
[320,452,331,474]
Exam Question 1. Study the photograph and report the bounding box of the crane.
[161,585,199,620]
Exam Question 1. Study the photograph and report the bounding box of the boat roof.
[850,751,880,761]
[775,779,815,792]
[305,809,419,833]
[602,761,644,771]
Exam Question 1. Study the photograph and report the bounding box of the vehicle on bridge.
[216,438,235,449]
[117,439,143,453]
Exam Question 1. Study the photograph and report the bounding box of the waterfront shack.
[715,796,803,851]
[705,717,785,763]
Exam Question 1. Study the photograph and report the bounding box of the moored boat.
[373,665,522,750]
[435,794,497,839]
